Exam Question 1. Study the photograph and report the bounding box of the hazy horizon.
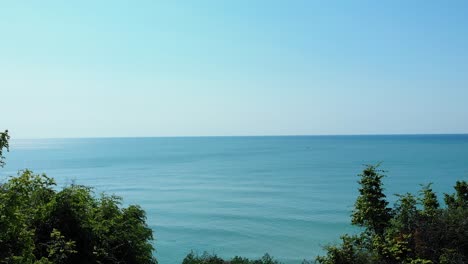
[8,133,468,141]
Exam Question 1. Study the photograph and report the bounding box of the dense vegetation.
[0,130,157,264]
[182,252,282,264]
[315,165,468,264]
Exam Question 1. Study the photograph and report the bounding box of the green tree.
[351,165,392,236]
[318,165,468,264]
[181,252,281,264]
[0,132,157,263]
[315,235,374,264]
[0,129,9,167]
[0,171,157,264]
[391,193,418,234]
[419,183,439,217]
[444,181,468,209]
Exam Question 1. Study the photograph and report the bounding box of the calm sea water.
[2,135,468,263]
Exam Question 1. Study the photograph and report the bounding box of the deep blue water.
[1,135,468,263]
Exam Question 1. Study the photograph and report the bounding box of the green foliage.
[182,252,225,264]
[315,235,374,264]
[317,165,468,264]
[46,229,78,263]
[407,259,432,264]
[182,252,281,264]
[444,180,468,209]
[0,170,157,264]
[438,248,466,264]
[0,129,9,167]
[351,165,392,236]
[419,184,439,217]
[391,193,418,234]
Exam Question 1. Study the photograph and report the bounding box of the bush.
[317,165,468,264]
[182,252,281,264]
[0,170,157,264]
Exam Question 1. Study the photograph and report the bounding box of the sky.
[1,1,468,138]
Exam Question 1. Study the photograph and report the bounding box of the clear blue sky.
[1,1,467,138]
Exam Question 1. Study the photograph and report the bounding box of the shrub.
[0,170,157,264]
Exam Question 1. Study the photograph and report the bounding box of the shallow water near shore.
[2,135,468,263]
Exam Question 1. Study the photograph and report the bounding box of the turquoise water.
[2,135,468,263]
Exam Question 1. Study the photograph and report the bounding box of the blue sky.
[1,1,467,138]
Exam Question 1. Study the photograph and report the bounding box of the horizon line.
[10,133,468,141]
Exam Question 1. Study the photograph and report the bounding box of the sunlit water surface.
[2,135,468,263]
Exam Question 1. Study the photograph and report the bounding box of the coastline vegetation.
[314,165,468,264]
[0,130,156,264]
[180,165,468,264]
[182,252,281,264]
[1,130,467,263]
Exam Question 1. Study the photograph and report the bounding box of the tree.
[318,165,468,264]
[0,129,9,167]
[419,183,439,217]
[0,131,157,263]
[181,252,281,264]
[0,170,157,264]
[444,181,468,209]
[315,235,374,264]
[351,164,392,236]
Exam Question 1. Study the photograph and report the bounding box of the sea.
[1,135,468,263]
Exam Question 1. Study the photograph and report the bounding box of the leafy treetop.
[0,129,9,167]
